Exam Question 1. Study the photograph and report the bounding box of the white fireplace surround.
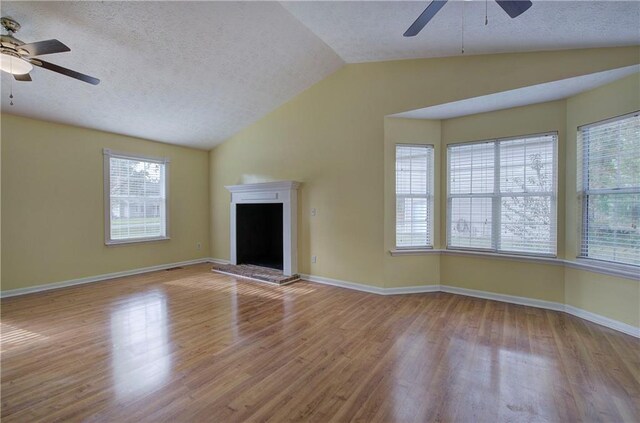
[225,181,300,276]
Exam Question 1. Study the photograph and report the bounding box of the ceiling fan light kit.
[0,51,32,75]
[0,16,100,91]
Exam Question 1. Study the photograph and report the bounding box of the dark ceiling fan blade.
[14,73,32,81]
[495,0,533,18]
[404,0,448,37]
[30,59,100,85]
[18,39,70,57]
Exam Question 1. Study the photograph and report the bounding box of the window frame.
[103,148,171,246]
[578,111,640,268]
[395,143,435,250]
[446,132,558,257]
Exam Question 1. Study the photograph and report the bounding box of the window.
[447,133,557,256]
[578,112,640,267]
[396,144,434,248]
[104,149,169,244]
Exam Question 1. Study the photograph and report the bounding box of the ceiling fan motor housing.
[1,34,28,55]
[1,16,21,34]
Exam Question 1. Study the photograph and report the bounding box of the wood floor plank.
[1,263,639,422]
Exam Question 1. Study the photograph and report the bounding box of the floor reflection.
[110,290,170,400]
[0,323,48,352]
[390,327,558,421]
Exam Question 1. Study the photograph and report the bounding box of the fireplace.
[226,181,300,276]
[236,203,283,270]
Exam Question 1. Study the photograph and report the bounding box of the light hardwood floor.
[1,263,639,422]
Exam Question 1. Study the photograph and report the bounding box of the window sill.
[388,249,639,279]
[567,258,639,280]
[389,248,562,265]
[106,236,171,246]
[443,249,561,265]
[389,248,440,256]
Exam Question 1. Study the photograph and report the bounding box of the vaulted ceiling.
[1,1,638,149]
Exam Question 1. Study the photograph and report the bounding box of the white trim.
[439,285,564,312]
[395,143,435,249]
[301,273,440,296]
[577,110,640,131]
[299,273,386,295]
[444,249,562,265]
[0,258,214,298]
[389,248,440,256]
[103,148,170,164]
[388,248,563,266]
[446,133,559,256]
[388,249,640,277]
[105,236,171,246]
[299,273,638,338]
[564,305,640,338]
[383,285,441,295]
[1,260,636,338]
[103,148,170,246]
[225,181,300,193]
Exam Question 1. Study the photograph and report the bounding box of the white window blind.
[447,133,557,256]
[578,112,640,267]
[104,149,169,244]
[396,144,434,248]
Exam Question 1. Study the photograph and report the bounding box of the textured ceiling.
[282,0,640,62]
[0,1,638,149]
[0,1,344,149]
[392,65,640,119]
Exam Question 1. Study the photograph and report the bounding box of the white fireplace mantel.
[225,181,300,276]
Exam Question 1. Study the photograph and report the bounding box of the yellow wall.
[565,73,640,259]
[1,114,210,291]
[441,255,566,302]
[565,268,639,327]
[383,118,441,287]
[0,116,3,285]
[564,73,640,327]
[209,47,639,289]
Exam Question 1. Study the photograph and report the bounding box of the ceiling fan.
[0,16,99,85]
[404,0,533,37]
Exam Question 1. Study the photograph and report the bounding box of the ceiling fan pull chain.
[9,57,14,105]
[461,1,465,54]
[485,0,489,25]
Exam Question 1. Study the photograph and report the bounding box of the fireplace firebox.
[236,203,283,270]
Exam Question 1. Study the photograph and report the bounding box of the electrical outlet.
[197,242,201,251]
[311,208,317,216]
[312,255,317,263]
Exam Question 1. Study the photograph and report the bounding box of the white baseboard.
[3,260,637,338]
[0,257,215,298]
[439,285,565,312]
[299,274,386,295]
[300,274,440,296]
[383,285,441,295]
[564,305,639,338]
[300,274,638,338]
[439,286,638,337]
